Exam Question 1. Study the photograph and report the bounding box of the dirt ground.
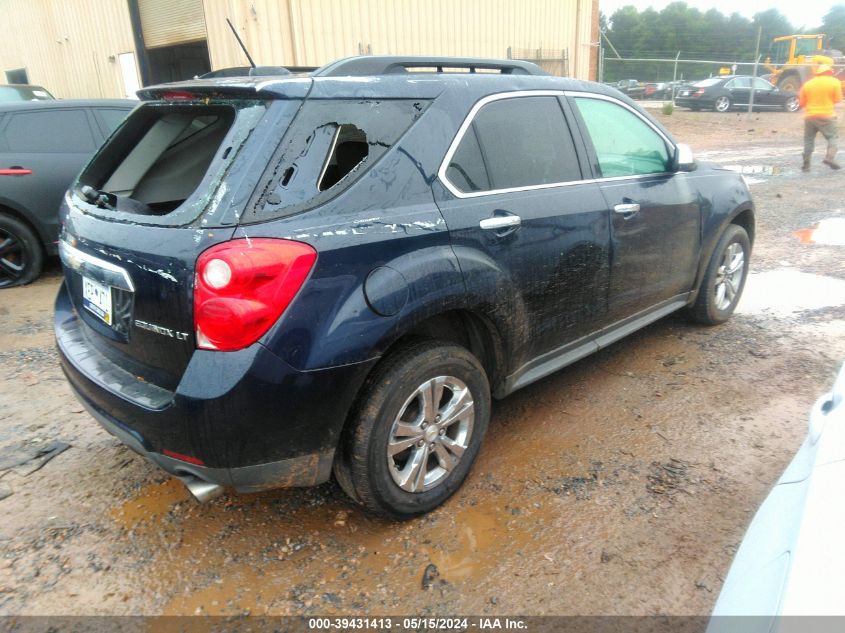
[1,107,844,617]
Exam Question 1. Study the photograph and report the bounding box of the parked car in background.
[616,78,645,99]
[669,80,693,98]
[0,99,135,287]
[644,82,669,99]
[55,55,755,519]
[709,362,845,623]
[0,84,55,102]
[675,75,799,112]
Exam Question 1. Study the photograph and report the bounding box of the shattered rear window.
[246,99,429,221]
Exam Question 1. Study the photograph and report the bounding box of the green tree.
[602,2,798,82]
[820,5,845,49]
[752,9,795,48]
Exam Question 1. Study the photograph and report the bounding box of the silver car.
[709,362,845,630]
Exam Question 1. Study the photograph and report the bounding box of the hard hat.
[813,55,834,74]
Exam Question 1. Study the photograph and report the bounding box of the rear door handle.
[480,215,521,230]
[614,203,640,217]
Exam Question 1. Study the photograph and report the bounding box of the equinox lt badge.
[134,319,190,341]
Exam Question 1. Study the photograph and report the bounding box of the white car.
[709,362,845,630]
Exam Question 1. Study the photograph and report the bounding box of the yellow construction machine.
[765,34,845,92]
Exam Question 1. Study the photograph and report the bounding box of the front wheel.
[334,340,491,519]
[714,96,732,113]
[687,224,750,325]
[784,96,800,112]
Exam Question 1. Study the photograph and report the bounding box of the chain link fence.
[508,47,570,77]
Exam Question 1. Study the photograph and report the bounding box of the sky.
[599,0,832,30]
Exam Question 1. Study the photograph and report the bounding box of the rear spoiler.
[136,77,312,101]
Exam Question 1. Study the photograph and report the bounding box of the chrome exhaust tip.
[180,476,225,503]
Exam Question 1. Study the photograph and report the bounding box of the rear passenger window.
[573,97,670,177]
[4,109,96,153]
[249,99,429,221]
[317,123,369,191]
[445,96,581,194]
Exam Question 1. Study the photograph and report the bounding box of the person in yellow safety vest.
[799,55,843,171]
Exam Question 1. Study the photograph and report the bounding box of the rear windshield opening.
[317,124,368,191]
[78,104,237,216]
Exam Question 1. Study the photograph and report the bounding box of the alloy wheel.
[0,229,27,288]
[387,376,475,493]
[714,242,745,310]
[715,96,731,112]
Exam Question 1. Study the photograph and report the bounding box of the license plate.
[82,276,112,326]
[680,90,690,96]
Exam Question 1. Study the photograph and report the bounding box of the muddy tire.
[0,213,43,289]
[333,340,490,519]
[687,224,750,325]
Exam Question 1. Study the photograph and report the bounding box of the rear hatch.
[59,81,306,389]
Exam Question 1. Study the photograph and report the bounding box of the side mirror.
[674,143,695,172]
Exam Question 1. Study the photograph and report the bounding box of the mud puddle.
[696,145,802,162]
[793,218,845,246]
[737,269,845,317]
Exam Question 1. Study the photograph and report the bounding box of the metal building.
[0,0,599,99]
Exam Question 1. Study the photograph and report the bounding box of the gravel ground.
[0,106,843,616]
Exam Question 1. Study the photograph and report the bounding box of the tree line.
[601,2,845,82]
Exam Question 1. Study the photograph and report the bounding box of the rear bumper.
[675,97,710,109]
[55,281,376,491]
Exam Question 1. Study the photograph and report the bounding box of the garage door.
[138,0,207,49]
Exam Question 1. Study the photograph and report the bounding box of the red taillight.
[194,239,317,351]
[694,89,705,98]
[163,449,205,466]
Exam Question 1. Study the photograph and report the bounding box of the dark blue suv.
[55,57,754,518]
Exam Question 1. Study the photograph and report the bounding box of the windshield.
[795,38,820,57]
[0,86,54,102]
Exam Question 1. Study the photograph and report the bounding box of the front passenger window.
[573,97,671,178]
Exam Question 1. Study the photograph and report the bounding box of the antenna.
[226,18,256,68]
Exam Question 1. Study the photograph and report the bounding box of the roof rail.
[313,56,548,77]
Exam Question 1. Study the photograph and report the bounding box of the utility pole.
[599,47,605,83]
[672,51,680,105]
[748,27,762,116]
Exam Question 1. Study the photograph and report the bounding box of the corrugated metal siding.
[138,0,207,49]
[0,0,137,99]
[204,0,595,79]
[0,0,597,100]
[203,0,296,70]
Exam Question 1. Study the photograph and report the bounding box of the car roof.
[701,75,769,81]
[0,99,136,113]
